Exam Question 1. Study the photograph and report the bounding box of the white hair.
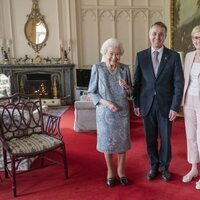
[100,38,124,58]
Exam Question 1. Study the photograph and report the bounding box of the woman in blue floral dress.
[88,38,132,187]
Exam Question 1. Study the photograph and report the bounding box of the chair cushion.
[7,134,62,155]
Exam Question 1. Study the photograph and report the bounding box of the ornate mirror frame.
[24,0,49,53]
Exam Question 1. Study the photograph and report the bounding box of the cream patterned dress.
[88,62,132,153]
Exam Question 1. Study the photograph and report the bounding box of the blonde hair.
[191,25,200,37]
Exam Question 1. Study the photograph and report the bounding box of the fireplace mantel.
[0,64,75,105]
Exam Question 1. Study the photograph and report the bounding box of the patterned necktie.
[152,51,159,76]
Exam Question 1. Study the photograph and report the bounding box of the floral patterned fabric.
[88,62,132,153]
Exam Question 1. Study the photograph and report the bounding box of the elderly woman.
[88,38,132,187]
[182,25,200,189]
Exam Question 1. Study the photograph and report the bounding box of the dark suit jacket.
[133,46,184,117]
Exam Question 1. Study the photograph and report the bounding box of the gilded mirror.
[24,0,48,53]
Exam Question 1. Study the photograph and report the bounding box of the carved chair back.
[0,94,44,141]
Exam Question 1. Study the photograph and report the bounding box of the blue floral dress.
[88,62,132,153]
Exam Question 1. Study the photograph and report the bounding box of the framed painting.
[170,0,200,55]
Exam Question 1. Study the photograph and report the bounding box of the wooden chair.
[0,93,68,197]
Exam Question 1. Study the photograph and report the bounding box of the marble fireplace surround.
[0,64,75,105]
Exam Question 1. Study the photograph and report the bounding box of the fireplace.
[0,64,75,105]
[19,72,59,99]
[21,73,51,97]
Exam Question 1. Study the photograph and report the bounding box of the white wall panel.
[81,10,99,65]
[116,10,131,65]
[116,0,131,6]
[149,11,163,27]
[99,10,115,57]
[77,0,166,72]
[99,0,115,6]
[81,0,97,6]
[132,10,148,60]
[133,0,148,6]
[149,0,162,7]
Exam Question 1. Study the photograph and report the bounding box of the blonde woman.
[182,25,200,189]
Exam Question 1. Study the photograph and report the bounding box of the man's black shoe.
[162,170,171,181]
[147,169,158,180]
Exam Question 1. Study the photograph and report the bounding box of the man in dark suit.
[133,21,184,181]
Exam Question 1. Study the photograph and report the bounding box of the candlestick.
[60,39,63,48]
[0,38,4,47]
[6,39,11,47]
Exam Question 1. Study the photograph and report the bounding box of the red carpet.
[1,107,200,200]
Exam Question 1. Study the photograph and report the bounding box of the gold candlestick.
[53,76,58,99]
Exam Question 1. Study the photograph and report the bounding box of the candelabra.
[63,46,71,64]
[0,39,12,64]
[60,40,71,64]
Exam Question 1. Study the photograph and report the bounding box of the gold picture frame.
[170,0,200,55]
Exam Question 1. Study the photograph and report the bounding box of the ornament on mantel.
[60,39,72,64]
[43,56,52,64]
[23,55,33,64]
[34,54,43,64]
[63,47,71,64]
[52,57,62,64]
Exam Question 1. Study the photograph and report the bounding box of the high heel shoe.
[196,180,200,189]
[182,170,198,183]
[119,177,129,186]
[106,178,116,187]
